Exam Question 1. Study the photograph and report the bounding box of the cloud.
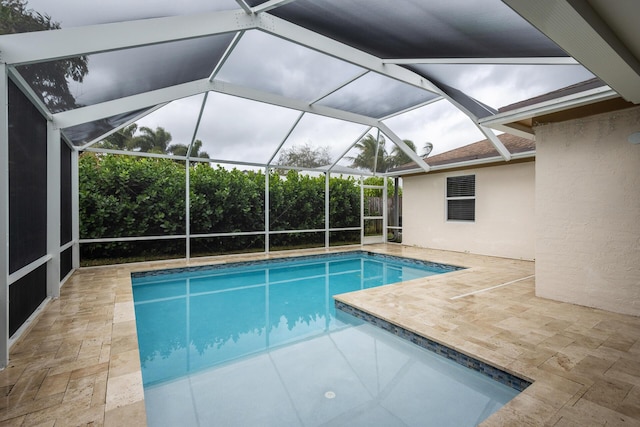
[216,30,365,102]
[383,101,485,156]
[413,64,594,110]
[134,94,207,148]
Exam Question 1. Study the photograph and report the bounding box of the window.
[446,175,475,221]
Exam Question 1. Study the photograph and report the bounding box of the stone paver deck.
[1,244,639,426]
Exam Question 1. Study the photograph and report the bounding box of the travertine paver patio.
[1,244,639,426]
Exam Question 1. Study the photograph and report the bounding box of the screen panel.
[62,108,150,146]
[17,34,234,113]
[60,247,73,280]
[8,80,48,274]
[9,265,47,337]
[263,0,566,59]
[316,72,439,119]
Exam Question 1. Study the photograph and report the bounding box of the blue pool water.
[132,252,520,426]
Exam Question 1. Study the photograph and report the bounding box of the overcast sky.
[25,0,596,162]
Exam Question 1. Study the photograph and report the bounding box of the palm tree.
[389,139,417,168]
[167,139,210,159]
[131,126,172,153]
[96,123,138,150]
[348,133,390,173]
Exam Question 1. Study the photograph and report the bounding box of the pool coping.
[130,250,465,279]
[335,300,532,392]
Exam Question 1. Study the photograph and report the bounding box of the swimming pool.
[132,251,521,426]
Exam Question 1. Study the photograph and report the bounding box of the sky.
[22,0,596,163]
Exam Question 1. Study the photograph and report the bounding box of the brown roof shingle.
[393,133,535,172]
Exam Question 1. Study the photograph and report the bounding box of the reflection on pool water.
[132,252,519,426]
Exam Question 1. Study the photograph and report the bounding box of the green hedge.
[79,153,362,261]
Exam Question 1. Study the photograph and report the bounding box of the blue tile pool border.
[335,300,532,392]
[131,250,465,279]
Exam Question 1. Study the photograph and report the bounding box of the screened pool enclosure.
[2,0,636,367]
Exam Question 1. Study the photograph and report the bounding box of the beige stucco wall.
[403,161,535,260]
[536,106,640,316]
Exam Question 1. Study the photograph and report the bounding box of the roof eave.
[387,150,536,177]
[479,86,619,131]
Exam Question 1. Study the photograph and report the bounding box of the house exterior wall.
[535,106,640,316]
[403,161,535,260]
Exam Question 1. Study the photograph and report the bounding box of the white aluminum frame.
[0,64,9,369]
[1,2,630,368]
[46,122,61,298]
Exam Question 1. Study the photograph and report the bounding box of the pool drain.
[324,391,336,399]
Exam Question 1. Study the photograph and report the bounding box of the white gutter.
[385,151,536,177]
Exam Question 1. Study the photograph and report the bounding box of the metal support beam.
[359,177,364,245]
[53,79,212,129]
[393,177,400,241]
[376,122,431,172]
[475,124,512,161]
[187,93,209,158]
[0,64,9,368]
[327,126,371,172]
[383,176,388,243]
[265,167,270,253]
[489,123,536,140]
[46,122,61,298]
[235,0,253,15]
[309,70,369,105]
[372,129,381,175]
[54,79,380,133]
[185,160,191,261]
[379,96,443,121]
[267,112,305,165]
[0,9,257,65]
[325,172,330,248]
[71,149,80,269]
[252,0,300,14]
[382,57,578,65]
[209,31,245,82]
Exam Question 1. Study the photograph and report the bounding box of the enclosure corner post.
[47,121,61,298]
[325,172,330,249]
[71,149,80,269]
[265,167,270,254]
[185,159,191,261]
[0,64,10,368]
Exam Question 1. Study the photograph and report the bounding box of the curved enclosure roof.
[2,0,637,173]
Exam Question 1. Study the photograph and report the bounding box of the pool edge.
[335,299,532,392]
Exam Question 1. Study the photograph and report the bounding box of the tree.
[131,126,173,153]
[167,139,210,159]
[389,139,418,168]
[96,126,211,159]
[96,124,138,150]
[1,0,88,112]
[276,143,331,169]
[348,133,391,173]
